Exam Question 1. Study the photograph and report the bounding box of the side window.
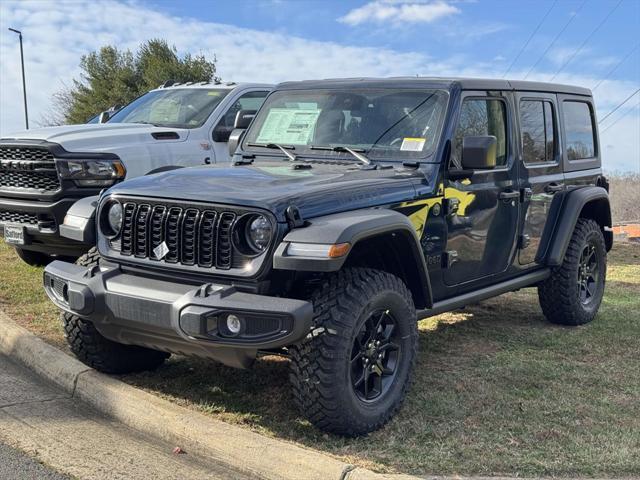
[520,99,556,164]
[563,101,596,160]
[218,91,269,128]
[452,98,508,168]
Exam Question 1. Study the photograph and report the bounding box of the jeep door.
[515,92,564,265]
[443,91,520,287]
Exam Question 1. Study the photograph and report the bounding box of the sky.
[0,0,638,172]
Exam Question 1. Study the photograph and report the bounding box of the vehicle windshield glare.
[243,88,448,161]
[107,88,230,129]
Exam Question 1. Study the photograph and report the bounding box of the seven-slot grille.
[115,200,240,269]
[0,146,61,192]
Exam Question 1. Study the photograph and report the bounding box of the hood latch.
[286,205,305,229]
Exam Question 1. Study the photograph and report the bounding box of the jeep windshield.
[107,88,229,129]
[243,88,448,162]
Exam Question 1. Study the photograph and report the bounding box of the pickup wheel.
[15,248,52,267]
[61,247,170,374]
[538,218,607,326]
[289,268,418,436]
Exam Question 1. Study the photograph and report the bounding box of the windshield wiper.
[310,145,371,165]
[247,143,297,162]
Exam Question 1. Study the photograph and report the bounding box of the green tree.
[55,39,218,125]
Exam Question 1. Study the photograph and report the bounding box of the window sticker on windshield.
[400,137,426,152]
[256,108,321,145]
[207,91,221,96]
[149,99,181,123]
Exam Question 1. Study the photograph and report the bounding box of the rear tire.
[538,218,607,326]
[15,247,52,267]
[289,268,418,436]
[62,247,169,374]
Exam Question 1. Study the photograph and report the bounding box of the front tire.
[15,247,52,267]
[62,247,170,374]
[289,268,418,436]
[538,218,607,326]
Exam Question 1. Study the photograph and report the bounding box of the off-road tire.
[289,268,418,436]
[15,247,52,267]
[538,218,607,326]
[62,247,169,374]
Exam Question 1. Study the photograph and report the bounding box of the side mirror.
[228,128,245,156]
[234,109,257,129]
[98,111,111,124]
[461,135,497,170]
[212,124,234,143]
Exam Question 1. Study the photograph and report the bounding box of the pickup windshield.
[243,88,448,161]
[108,88,229,128]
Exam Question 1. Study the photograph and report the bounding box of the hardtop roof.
[275,77,591,96]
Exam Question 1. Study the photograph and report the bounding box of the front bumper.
[43,261,314,368]
[0,196,87,256]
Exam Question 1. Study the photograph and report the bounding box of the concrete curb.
[0,311,361,480]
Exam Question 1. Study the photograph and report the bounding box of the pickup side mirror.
[234,109,257,129]
[212,125,234,143]
[461,135,497,170]
[98,111,111,124]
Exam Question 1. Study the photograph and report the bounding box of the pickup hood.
[2,123,190,153]
[106,161,434,222]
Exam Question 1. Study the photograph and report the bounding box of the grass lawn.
[1,239,639,477]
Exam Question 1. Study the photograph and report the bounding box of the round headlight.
[106,202,123,237]
[246,215,272,252]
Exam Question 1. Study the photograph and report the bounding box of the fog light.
[226,314,242,335]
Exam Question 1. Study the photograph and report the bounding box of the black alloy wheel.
[351,309,400,402]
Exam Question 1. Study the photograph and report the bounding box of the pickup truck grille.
[116,201,239,270]
[0,146,60,192]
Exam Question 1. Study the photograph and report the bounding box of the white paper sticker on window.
[256,108,321,145]
[400,137,426,152]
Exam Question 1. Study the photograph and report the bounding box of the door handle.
[499,190,520,201]
[545,183,564,193]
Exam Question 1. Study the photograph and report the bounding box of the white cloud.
[0,0,637,172]
[338,0,460,26]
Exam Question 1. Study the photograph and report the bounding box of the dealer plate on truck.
[4,224,25,245]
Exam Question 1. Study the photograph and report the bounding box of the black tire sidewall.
[336,285,416,425]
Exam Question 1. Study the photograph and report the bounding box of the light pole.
[8,28,29,129]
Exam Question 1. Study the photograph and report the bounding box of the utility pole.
[8,28,29,129]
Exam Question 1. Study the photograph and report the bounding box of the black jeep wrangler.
[43,78,612,436]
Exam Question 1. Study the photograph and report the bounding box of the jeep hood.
[106,161,431,222]
[2,123,190,152]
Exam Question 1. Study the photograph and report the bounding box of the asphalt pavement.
[0,353,250,480]
[0,442,70,480]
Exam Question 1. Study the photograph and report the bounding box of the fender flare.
[59,195,99,244]
[545,186,612,266]
[274,209,433,308]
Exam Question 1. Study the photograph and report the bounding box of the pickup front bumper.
[0,196,87,256]
[43,261,314,368]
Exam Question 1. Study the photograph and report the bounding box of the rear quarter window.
[563,101,597,160]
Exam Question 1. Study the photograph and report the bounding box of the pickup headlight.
[57,159,126,187]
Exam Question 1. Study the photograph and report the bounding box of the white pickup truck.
[0,81,272,265]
